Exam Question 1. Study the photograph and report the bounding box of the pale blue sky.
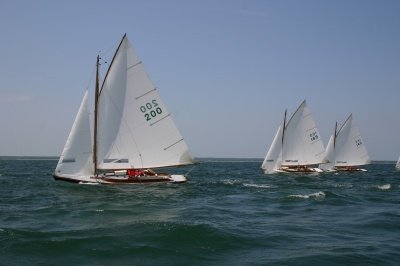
[0,0,399,160]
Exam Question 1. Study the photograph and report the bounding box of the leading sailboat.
[54,34,195,184]
[261,100,327,174]
[321,114,370,171]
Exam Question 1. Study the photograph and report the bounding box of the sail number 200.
[140,100,163,121]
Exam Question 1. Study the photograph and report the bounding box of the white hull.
[53,174,97,184]
[54,173,186,184]
[275,166,323,173]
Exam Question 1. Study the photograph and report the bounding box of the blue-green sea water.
[0,157,399,265]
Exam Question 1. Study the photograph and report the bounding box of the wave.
[334,183,353,188]
[243,183,271,188]
[377,184,391,190]
[220,179,241,185]
[288,191,326,199]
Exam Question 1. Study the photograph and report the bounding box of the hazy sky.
[0,0,399,160]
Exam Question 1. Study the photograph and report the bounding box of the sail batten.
[136,88,157,100]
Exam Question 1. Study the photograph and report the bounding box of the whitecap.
[378,184,391,190]
[334,183,353,188]
[95,209,104,212]
[79,181,99,185]
[243,183,271,188]
[221,179,241,185]
[289,191,325,199]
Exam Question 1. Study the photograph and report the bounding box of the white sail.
[324,134,335,164]
[281,100,326,166]
[261,125,283,174]
[55,90,93,177]
[329,114,370,167]
[97,35,194,170]
[396,156,400,170]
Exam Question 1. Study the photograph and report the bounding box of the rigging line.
[85,62,97,91]
[185,165,197,177]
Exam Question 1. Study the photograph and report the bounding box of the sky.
[0,0,399,160]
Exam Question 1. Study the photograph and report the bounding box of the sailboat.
[54,34,195,184]
[396,156,400,170]
[261,100,326,174]
[321,114,370,172]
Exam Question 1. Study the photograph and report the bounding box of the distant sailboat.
[261,100,326,174]
[396,156,400,170]
[321,114,370,171]
[54,34,195,184]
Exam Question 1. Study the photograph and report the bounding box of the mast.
[93,55,100,174]
[333,122,337,150]
[281,109,287,146]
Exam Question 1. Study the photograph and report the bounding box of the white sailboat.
[322,114,370,171]
[54,34,195,184]
[261,100,326,174]
[396,156,400,170]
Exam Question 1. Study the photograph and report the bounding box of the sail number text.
[309,131,319,142]
[140,100,163,121]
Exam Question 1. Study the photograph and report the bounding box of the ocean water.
[0,158,399,266]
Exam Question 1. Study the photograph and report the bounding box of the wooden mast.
[333,121,338,150]
[92,35,126,175]
[93,55,100,174]
[282,109,287,146]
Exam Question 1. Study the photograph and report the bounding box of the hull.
[333,166,367,172]
[53,174,97,184]
[96,174,186,184]
[53,172,186,184]
[276,166,323,173]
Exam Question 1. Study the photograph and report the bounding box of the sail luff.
[100,34,127,95]
[285,99,306,128]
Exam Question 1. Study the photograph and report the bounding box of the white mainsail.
[281,100,326,167]
[261,125,283,174]
[96,35,194,170]
[396,156,400,170]
[325,114,370,168]
[55,90,93,178]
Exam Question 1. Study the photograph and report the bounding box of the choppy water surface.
[0,158,399,265]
